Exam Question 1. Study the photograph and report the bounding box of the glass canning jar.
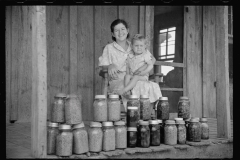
[164,120,177,145]
[56,124,73,157]
[108,94,121,121]
[177,97,190,119]
[127,127,137,148]
[200,118,209,140]
[156,97,169,120]
[65,94,82,125]
[51,93,67,123]
[149,120,160,146]
[93,95,107,122]
[127,95,140,120]
[140,95,151,120]
[139,121,150,148]
[47,122,59,155]
[88,122,103,152]
[114,121,127,149]
[127,106,139,127]
[102,122,116,151]
[188,118,201,142]
[72,122,89,154]
[176,120,186,144]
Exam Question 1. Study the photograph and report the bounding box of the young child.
[117,34,154,95]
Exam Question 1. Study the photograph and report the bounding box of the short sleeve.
[143,50,152,63]
[98,45,112,66]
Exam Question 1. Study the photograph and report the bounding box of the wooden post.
[31,6,47,158]
[215,6,231,139]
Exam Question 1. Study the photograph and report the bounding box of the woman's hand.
[108,63,119,79]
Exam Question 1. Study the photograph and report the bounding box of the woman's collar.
[113,40,132,53]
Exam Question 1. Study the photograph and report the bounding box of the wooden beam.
[155,61,184,68]
[31,6,47,158]
[215,6,231,139]
[145,6,154,53]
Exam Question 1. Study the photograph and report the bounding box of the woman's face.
[132,40,146,55]
[112,23,129,42]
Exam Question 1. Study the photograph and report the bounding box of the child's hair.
[131,34,149,47]
[110,19,130,41]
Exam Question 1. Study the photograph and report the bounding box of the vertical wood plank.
[78,6,94,121]
[184,6,202,118]
[10,6,20,121]
[6,6,12,123]
[139,6,145,35]
[31,6,47,158]
[215,6,231,138]
[47,6,70,120]
[69,6,78,94]
[119,6,139,40]
[145,6,154,53]
[203,6,217,118]
[94,6,118,96]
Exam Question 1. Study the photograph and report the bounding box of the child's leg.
[124,74,132,87]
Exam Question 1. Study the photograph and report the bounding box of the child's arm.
[137,60,153,76]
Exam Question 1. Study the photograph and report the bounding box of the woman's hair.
[131,34,149,47]
[110,19,130,41]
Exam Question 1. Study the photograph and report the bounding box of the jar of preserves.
[127,95,140,120]
[158,119,164,144]
[47,122,59,155]
[200,118,209,139]
[56,124,73,157]
[127,127,137,148]
[88,122,103,152]
[177,97,190,119]
[127,106,139,127]
[140,95,151,120]
[108,95,121,121]
[164,120,177,145]
[72,122,89,154]
[114,121,127,149]
[188,118,201,142]
[51,93,67,123]
[139,121,150,148]
[93,95,107,122]
[149,120,160,146]
[102,122,115,151]
[176,120,186,144]
[65,94,82,125]
[156,97,169,120]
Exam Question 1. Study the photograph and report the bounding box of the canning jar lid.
[140,95,149,99]
[157,119,162,123]
[159,97,168,100]
[55,93,67,98]
[127,106,138,110]
[128,95,139,99]
[95,95,106,99]
[59,124,71,130]
[139,121,149,125]
[190,118,199,122]
[174,118,183,121]
[90,122,102,127]
[179,96,189,100]
[47,122,59,127]
[176,120,185,124]
[114,121,125,126]
[149,120,159,124]
[72,122,85,129]
[108,94,119,99]
[191,117,200,121]
[200,118,208,122]
[165,120,176,124]
[102,121,113,127]
[127,127,137,131]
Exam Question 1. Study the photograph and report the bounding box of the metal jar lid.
[159,97,168,100]
[149,120,159,124]
[47,122,59,127]
[95,95,106,99]
[191,117,200,121]
[179,96,189,100]
[90,122,102,127]
[174,118,183,121]
[140,95,149,99]
[127,106,138,110]
[127,127,137,131]
[59,124,71,130]
[139,121,149,125]
[176,120,185,124]
[102,121,113,127]
[165,120,176,124]
[190,118,199,123]
[128,95,139,99]
[72,122,85,129]
[157,119,162,123]
[55,93,67,98]
[114,121,125,126]
[200,118,208,122]
[109,94,119,99]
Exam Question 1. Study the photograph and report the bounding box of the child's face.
[132,40,146,55]
[112,23,129,42]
